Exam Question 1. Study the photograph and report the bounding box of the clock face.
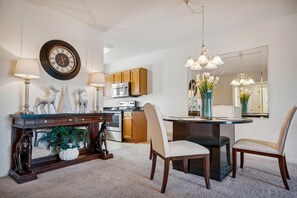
[40,40,81,80]
[49,46,76,74]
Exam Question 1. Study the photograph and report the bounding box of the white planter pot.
[59,148,79,161]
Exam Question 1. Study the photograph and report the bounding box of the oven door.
[104,111,122,131]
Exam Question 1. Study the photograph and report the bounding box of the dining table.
[163,116,253,181]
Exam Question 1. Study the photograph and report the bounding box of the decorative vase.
[241,101,248,114]
[59,148,79,161]
[200,92,213,119]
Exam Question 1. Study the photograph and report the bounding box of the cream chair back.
[276,106,297,155]
[144,103,169,158]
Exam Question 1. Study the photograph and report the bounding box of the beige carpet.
[0,141,296,198]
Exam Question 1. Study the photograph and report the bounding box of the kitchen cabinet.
[121,70,131,82]
[123,111,147,143]
[104,74,114,96]
[131,68,147,96]
[113,72,122,83]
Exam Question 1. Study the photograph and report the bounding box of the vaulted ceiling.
[26,0,297,65]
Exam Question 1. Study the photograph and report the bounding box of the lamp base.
[17,110,34,115]
[91,110,102,113]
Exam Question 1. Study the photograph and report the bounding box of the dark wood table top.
[164,116,253,124]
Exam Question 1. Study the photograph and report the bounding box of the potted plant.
[38,126,89,161]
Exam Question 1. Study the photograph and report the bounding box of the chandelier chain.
[185,0,203,14]
[202,6,205,45]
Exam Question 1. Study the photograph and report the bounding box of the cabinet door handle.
[69,119,73,122]
[43,120,47,123]
[81,118,85,121]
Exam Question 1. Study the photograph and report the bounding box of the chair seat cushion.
[233,138,279,154]
[187,136,230,147]
[168,140,209,158]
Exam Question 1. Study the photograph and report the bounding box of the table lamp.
[89,72,105,113]
[14,58,40,114]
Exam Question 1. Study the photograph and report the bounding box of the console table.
[9,113,113,183]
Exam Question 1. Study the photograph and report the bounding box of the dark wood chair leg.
[149,139,152,160]
[240,152,244,168]
[232,148,237,178]
[209,147,212,163]
[226,143,231,166]
[150,152,157,180]
[204,155,210,189]
[161,159,170,193]
[183,158,188,174]
[284,155,290,180]
[34,131,38,147]
[278,156,290,190]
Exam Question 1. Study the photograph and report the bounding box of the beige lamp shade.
[89,72,105,87]
[14,58,40,79]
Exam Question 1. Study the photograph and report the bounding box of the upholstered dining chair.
[144,103,210,193]
[232,106,297,190]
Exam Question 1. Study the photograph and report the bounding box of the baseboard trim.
[286,157,297,164]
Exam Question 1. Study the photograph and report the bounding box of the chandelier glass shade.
[230,73,255,86]
[184,3,223,70]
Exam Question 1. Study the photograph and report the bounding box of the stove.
[103,101,139,142]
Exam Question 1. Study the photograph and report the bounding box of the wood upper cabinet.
[105,67,148,97]
[104,74,114,96]
[121,70,131,82]
[130,68,147,96]
[113,72,122,83]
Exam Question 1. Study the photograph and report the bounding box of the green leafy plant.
[38,126,89,154]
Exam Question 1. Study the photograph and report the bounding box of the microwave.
[111,82,130,98]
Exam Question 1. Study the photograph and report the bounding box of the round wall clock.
[40,40,81,80]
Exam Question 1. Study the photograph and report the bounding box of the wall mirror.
[187,45,269,118]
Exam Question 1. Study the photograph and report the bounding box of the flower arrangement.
[239,88,251,103]
[196,72,220,94]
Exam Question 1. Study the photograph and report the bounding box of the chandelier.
[184,1,223,70]
[230,73,255,86]
[230,52,255,86]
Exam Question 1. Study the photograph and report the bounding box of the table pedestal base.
[172,122,235,181]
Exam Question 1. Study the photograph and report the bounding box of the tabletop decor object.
[59,85,73,113]
[196,72,219,119]
[77,88,88,113]
[35,85,59,114]
[239,88,251,114]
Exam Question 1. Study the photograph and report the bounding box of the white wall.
[105,13,297,163]
[0,0,104,176]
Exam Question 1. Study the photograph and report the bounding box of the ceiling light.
[230,73,255,86]
[184,2,223,70]
[230,53,255,86]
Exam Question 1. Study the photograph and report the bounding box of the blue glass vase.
[241,101,248,114]
[201,92,213,119]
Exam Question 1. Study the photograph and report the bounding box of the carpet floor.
[0,141,296,198]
